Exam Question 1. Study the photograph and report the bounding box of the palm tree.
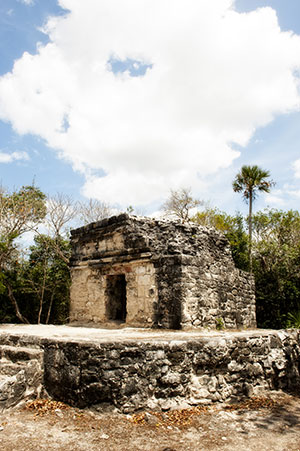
[232,165,274,271]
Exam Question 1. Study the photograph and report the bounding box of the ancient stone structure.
[69,214,256,329]
[70,214,256,329]
[0,344,43,410]
[0,326,299,412]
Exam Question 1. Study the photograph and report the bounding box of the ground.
[0,391,300,451]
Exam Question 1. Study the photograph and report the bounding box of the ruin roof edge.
[70,213,226,240]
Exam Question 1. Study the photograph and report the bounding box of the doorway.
[106,274,127,322]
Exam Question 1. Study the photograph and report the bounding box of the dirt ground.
[0,391,300,451]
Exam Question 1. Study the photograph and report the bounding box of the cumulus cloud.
[0,0,300,207]
[0,151,29,164]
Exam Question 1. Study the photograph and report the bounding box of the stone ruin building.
[69,214,256,329]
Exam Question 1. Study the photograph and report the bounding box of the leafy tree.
[24,235,70,324]
[0,235,71,325]
[0,184,46,323]
[0,187,74,325]
[232,165,274,270]
[162,188,203,222]
[251,209,300,328]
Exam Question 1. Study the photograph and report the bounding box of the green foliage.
[193,206,300,329]
[286,311,300,329]
[126,206,134,214]
[0,185,48,323]
[232,165,275,271]
[0,184,47,265]
[252,209,300,329]
[193,209,249,271]
[215,317,224,330]
[232,165,274,202]
[0,185,71,325]
[24,235,70,323]
[0,235,70,324]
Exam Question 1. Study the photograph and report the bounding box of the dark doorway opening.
[106,274,127,322]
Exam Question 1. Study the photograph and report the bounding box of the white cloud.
[0,151,29,164]
[269,183,300,205]
[265,191,286,207]
[292,159,300,178]
[0,0,300,207]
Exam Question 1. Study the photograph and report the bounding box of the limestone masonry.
[69,214,256,329]
[0,326,299,412]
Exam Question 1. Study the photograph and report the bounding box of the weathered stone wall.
[0,327,299,413]
[0,345,44,410]
[42,331,300,412]
[70,214,256,329]
[70,260,157,326]
[180,258,256,329]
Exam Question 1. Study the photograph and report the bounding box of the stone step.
[0,345,43,364]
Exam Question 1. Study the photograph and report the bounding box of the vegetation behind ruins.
[194,208,300,329]
[0,184,299,329]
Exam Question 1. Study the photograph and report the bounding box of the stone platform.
[0,324,299,412]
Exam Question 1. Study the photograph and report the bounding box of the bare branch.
[78,199,113,225]
[161,188,203,222]
[46,193,78,237]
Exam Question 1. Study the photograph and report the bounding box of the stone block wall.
[70,214,256,329]
[70,260,157,326]
[0,327,299,413]
[42,331,300,413]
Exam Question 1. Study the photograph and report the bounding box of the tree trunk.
[46,289,56,324]
[5,280,30,324]
[37,263,47,324]
[249,190,253,273]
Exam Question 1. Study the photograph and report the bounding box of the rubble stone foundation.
[0,326,299,413]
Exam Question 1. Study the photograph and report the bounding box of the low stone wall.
[0,326,299,413]
[0,345,44,410]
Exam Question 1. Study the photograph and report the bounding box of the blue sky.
[0,0,300,217]
[0,0,82,197]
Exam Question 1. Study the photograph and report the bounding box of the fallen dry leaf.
[25,399,70,416]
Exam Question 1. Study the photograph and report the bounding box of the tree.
[46,193,78,238]
[0,184,47,323]
[21,235,70,324]
[251,209,300,328]
[232,165,274,271]
[44,193,77,264]
[162,188,203,222]
[78,199,113,225]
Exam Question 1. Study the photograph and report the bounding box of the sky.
[0,0,300,218]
